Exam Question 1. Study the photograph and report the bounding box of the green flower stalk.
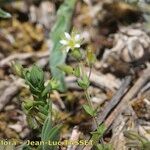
[59,30,99,128]
[58,30,111,149]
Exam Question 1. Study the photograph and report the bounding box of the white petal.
[75,44,80,48]
[44,80,49,86]
[75,34,81,41]
[60,40,68,45]
[65,32,71,39]
[66,46,70,53]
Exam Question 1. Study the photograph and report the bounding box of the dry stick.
[83,67,150,150]
[86,69,120,91]
[96,75,132,127]
[65,69,121,92]
[104,67,150,129]
[67,126,81,150]
[0,79,23,111]
[0,51,49,67]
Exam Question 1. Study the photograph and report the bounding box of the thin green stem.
[88,65,92,79]
[79,61,84,76]
[86,64,98,128]
[84,90,99,128]
[79,61,98,128]
[48,94,53,125]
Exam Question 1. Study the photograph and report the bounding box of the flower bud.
[86,49,96,67]
[11,61,23,77]
[70,48,82,60]
[57,64,74,75]
[22,99,34,110]
[50,78,60,90]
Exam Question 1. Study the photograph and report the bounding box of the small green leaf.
[41,101,62,150]
[97,124,106,135]
[38,105,48,116]
[24,70,30,81]
[23,66,45,97]
[124,130,140,140]
[43,124,62,150]
[124,130,147,143]
[46,124,62,141]
[41,101,53,140]
[41,116,52,140]
[73,66,80,77]
[49,78,60,90]
[83,104,96,116]
[77,74,90,90]
[36,112,47,122]
[42,83,52,97]
[44,104,49,111]
[91,124,106,135]
[22,99,34,110]
[96,144,103,150]
[30,65,44,88]
[0,8,11,18]
[26,115,39,129]
[91,124,106,145]
[91,132,101,145]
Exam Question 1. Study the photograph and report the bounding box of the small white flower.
[60,31,82,53]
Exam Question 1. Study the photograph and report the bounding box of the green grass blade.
[0,8,11,18]
[49,0,77,92]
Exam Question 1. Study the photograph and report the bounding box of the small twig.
[96,75,132,126]
[67,126,81,150]
[0,51,49,67]
[0,79,23,111]
[65,69,121,91]
[51,91,66,110]
[86,69,121,91]
[88,66,92,79]
[104,67,150,129]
